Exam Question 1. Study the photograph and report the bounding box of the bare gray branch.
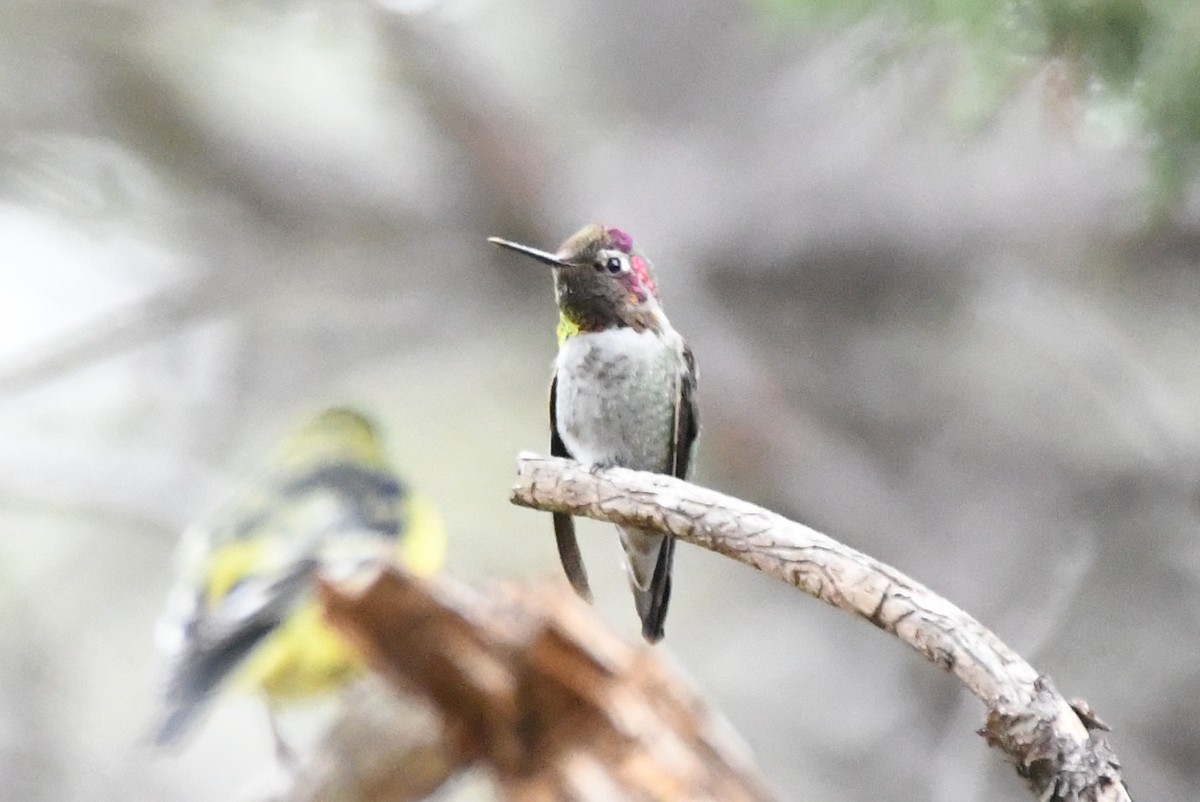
[511,454,1131,802]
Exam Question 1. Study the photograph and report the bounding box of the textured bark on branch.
[286,566,773,802]
[510,454,1132,802]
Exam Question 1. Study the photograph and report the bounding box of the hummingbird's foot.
[588,458,620,474]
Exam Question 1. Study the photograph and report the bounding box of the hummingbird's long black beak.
[487,236,568,267]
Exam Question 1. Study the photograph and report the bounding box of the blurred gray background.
[1,1,1198,800]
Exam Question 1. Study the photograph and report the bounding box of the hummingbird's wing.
[639,345,699,641]
[549,372,594,602]
[670,346,700,480]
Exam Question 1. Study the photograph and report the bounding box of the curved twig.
[510,454,1131,802]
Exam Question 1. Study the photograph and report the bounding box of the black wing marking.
[641,345,699,641]
[155,556,319,745]
[550,372,593,602]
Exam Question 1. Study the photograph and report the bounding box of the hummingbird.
[489,224,698,642]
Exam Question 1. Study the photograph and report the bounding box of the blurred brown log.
[299,567,773,802]
[274,675,463,802]
[510,454,1132,802]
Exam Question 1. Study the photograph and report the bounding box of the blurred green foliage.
[761,0,1200,206]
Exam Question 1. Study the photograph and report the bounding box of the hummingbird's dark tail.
[553,512,593,602]
[631,532,675,643]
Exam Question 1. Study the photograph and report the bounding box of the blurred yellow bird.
[154,407,445,745]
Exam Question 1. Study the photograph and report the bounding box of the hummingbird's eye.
[605,256,623,274]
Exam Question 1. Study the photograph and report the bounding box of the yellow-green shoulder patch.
[556,312,580,346]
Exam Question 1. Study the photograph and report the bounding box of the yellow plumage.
[556,311,581,345]
[230,491,444,699]
[155,408,445,743]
